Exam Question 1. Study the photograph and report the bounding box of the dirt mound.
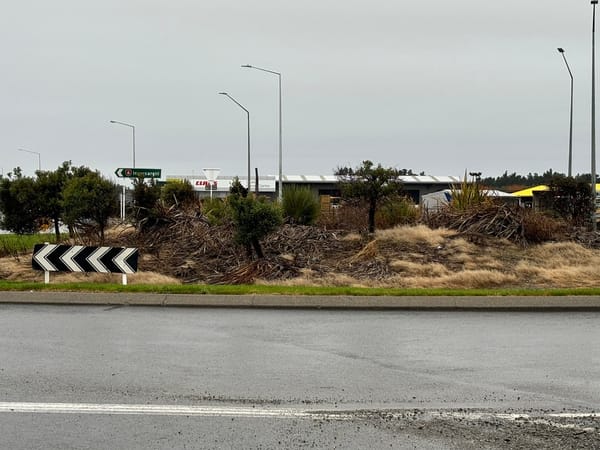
[5,222,600,289]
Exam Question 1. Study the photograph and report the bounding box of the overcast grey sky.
[0,1,595,181]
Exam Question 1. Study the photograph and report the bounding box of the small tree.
[228,179,282,258]
[161,179,196,207]
[35,161,74,241]
[131,177,161,228]
[548,176,592,227]
[335,160,404,233]
[62,171,118,242]
[0,169,40,234]
[282,186,320,225]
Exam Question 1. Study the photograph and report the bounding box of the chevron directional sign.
[32,244,138,274]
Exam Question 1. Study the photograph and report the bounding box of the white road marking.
[0,402,597,433]
[0,402,350,419]
[431,411,599,434]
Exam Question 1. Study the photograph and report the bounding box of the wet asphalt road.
[0,304,598,449]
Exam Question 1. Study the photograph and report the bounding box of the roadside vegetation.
[0,233,66,258]
[2,162,600,292]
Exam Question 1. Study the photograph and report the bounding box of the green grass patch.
[1,280,600,297]
[0,233,67,258]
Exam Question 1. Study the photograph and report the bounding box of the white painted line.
[0,402,351,420]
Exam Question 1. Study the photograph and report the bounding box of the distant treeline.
[402,168,592,193]
[479,170,593,192]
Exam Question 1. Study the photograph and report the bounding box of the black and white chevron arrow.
[32,244,138,274]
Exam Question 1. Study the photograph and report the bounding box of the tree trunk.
[53,217,61,242]
[368,200,376,234]
[251,238,264,259]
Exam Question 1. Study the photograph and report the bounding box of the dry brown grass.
[523,242,596,267]
[350,240,379,262]
[389,260,449,277]
[376,224,455,246]
[7,222,600,289]
[394,270,518,289]
[513,242,600,287]
[0,256,179,285]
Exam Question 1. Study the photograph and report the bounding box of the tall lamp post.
[593,1,598,231]
[110,120,136,168]
[219,92,251,191]
[557,48,574,177]
[241,64,283,202]
[18,148,41,172]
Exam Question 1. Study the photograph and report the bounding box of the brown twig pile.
[106,210,360,284]
[425,204,525,243]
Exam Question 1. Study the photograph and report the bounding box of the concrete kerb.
[0,291,600,309]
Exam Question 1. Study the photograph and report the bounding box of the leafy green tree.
[282,186,320,225]
[62,171,118,242]
[228,180,282,258]
[131,177,161,227]
[34,161,78,241]
[335,160,404,233]
[0,169,40,234]
[161,179,196,207]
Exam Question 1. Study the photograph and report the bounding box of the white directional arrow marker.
[33,244,58,271]
[113,248,137,273]
[86,247,112,273]
[59,245,86,272]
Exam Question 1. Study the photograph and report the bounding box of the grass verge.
[1,281,600,297]
[0,233,67,258]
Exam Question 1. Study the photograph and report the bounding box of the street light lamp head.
[218,92,228,95]
[241,64,253,68]
[558,47,565,53]
[594,1,598,5]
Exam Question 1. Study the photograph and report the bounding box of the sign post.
[203,168,221,200]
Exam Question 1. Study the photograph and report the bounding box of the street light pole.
[242,64,283,202]
[557,48,574,178]
[110,120,136,168]
[18,148,41,172]
[593,1,598,231]
[219,92,251,191]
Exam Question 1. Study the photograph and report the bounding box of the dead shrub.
[522,210,567,243]
[317,202,368,232]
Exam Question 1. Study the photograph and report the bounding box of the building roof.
[282,175,462,184]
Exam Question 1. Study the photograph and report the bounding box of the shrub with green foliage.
[0,170,40,234]
[282,186,320,225]
[375,196,419,229]
[228,192,282,259]
[201,198,231,226]
[62,171,118,242]
[449,172,488,211]
[161,179,196,207]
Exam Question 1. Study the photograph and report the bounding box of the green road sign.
[115,168,161,178]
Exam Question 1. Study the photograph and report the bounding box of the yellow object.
[513,183,600,197]
[511,185,549,197]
